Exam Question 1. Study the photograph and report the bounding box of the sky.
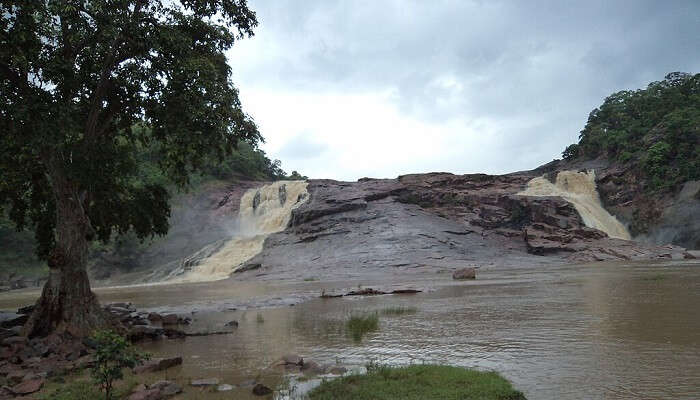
[227,0,700,181]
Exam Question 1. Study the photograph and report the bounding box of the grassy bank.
[308,364,526,400]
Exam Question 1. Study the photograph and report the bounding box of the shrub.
[90,330,148,400]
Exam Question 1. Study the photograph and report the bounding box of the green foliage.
[37,379,135,400]
[562,143,580,161]
[380,306,417,316]
[0,0,260,260]
[346,312,379,342]
[286,170,308,181]
[90,330,148,400]
[562,72,699,191]
[308,364,527,400]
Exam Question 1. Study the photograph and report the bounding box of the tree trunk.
[23,169,109,338]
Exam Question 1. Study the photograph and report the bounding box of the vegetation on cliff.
[562,72,699,190]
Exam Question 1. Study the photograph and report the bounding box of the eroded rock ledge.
[234,172,690,281]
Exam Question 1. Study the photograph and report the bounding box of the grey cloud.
[231,0,700,177]
[277,134,328,160]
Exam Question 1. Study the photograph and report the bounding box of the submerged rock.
[452,267,476,280]
[190,378,220,387]
[252,383,273,396]
[281,354,303,366]
[217,384,235,391]
[133,357,183,374]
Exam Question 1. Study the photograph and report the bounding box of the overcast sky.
[227,0,700,181]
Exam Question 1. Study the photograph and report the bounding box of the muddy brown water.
[1,260,699,399]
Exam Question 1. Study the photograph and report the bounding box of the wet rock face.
[572,161,699,249]
[235,173,683,282]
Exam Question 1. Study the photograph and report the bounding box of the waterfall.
[170,181,309,282]
[519,170,631,240]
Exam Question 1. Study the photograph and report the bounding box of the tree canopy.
[562,72,699,190]
[0,0,261,336]
[1,0,260,258]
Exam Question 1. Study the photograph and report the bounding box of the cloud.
[277,133,328,160]
[228,0,700,181]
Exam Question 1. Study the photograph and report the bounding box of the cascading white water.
[170,181,309,282]
[519,170,631,240]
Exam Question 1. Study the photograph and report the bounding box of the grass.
[308,364,526,400]
[380,306,417,316]
[642,273,667,281]
[37,378,137,400]
[346,312,379,342]
[303,277,319,282]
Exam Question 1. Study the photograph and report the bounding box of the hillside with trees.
[562,72,699,191]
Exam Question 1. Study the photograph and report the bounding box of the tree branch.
[85,0,146,140]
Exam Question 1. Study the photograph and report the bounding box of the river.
[1,259,698,399]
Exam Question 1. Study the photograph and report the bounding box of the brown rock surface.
[232,173,683,282]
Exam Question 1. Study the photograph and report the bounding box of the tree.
[0,0,260,337]
[91,330,148,400]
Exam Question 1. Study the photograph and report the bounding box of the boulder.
[452,267,476,280]
[0,314,27,329]
[282,354,303,366]
[128,388,162,400]
[150,381,182,397]
[6,370,25,385]
[9,378,44,395]
[0,329,15,341]
[147,313,163,322]
[329,366,348,375]
[252,383,273,396]
[133,357,182,374]
[16,305,34,315]
[161,314,179,325]
[128,326,161,341]
[300,360,324,374]
[1,337,26,347]
[190,378,219,387]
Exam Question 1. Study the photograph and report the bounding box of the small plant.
[90,330,148,400]
[642,273,667,281]
[256,313,265,323]
[303,277,318,282]
[346,312,379,342]
[380,306,417,316]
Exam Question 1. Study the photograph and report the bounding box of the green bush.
[91,330,148,400]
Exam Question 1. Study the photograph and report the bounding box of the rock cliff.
[232,172,689,282]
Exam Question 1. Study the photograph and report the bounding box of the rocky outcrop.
[233,172,684,281]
